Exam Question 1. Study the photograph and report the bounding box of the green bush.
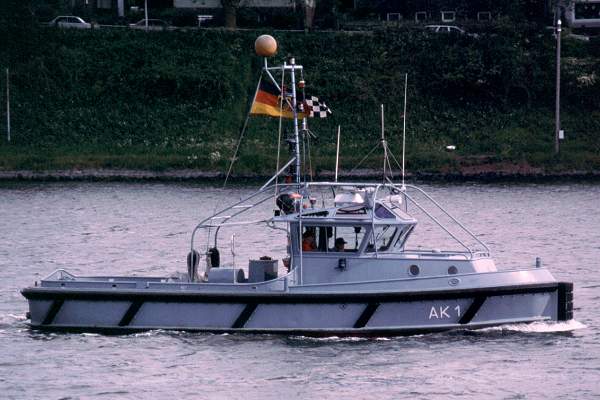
[0,21,598,174]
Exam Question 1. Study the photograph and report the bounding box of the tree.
[221,0,241,28]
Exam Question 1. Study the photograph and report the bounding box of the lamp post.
[144,0,148,31]
[554,18,562,155]
[5,68,10,143]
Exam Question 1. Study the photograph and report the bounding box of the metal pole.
[289,58,301,186]
[335,125,340,182]
[381,104,387,181]
[144,0,148,31]
[555,19,561,155]
[6,68,10,143]
[402,73,407,188]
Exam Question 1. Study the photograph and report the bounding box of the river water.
[0,182,598,399]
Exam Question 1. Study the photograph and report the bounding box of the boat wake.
[0,313,27,326]
[287,321,586,342]
[476,319,586,334]
[288,335,385,343]
[0,313,29,337]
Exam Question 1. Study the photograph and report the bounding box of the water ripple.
[1,182,600,399]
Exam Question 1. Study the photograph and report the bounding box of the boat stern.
[557,281,574,321]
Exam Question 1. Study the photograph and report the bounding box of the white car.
[48,16,92,29]
[425,24,479,38]
[129,19,171,31]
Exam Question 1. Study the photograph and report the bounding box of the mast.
[289,58,302,186]
[254,36,303,187]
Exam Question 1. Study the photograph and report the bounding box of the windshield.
[366,225,397,252]
[299,225,367,253]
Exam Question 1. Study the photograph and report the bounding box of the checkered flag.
[303,96,332,118]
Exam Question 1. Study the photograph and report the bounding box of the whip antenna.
[402,73,408,188]
[381,104,385,181]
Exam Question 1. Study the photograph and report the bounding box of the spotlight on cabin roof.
[446,145,457,151]
[255,35,277,57]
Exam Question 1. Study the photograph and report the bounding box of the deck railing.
[190,181,492,284]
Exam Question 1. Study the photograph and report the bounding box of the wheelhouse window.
[375,203,395,219]
[366,225,398,252]
[393,225,414,250]
[301,226,331,252]
[366,225,414,253]
[300,225,367,253]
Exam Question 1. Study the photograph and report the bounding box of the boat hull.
[22,282,573,336]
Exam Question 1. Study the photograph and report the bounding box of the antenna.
[402,73,408,189]
[381,104,387,181]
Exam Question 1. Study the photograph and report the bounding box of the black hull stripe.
[459,295,486,324]
[119,301,144,327]
[232,303,258,328]
[42,299,64,325]
[354,303,380,328]
[22,282,562,303]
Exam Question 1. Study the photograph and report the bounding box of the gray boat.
[22,36,573,336]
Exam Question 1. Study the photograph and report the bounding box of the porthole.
[448,265,458,275]
[408,264,420,276]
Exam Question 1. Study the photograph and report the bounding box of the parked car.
[48,16,92,29]
[425,24,479,38]
[129,19,171,31]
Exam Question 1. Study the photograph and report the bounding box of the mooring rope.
[223,74,263,188]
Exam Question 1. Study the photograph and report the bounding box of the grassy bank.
[1,22,599,177]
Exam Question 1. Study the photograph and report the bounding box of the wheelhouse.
[277,196,418,258]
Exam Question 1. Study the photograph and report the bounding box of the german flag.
[250,79,302,119]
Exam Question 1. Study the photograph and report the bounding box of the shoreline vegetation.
[1,15,599,182]
[2,167,600,183]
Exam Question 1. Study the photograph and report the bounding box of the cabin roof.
[273,201,417,225]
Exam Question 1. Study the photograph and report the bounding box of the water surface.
[1,182,598,399]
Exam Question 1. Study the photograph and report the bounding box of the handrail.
[403,191,474,257]
[196,218,272,229]
[190,182,284,250]
[212,190,280,247]
[189,180,491,270]
[43,269,76,281]
[403,184,491,254]
[260,157,296,191]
